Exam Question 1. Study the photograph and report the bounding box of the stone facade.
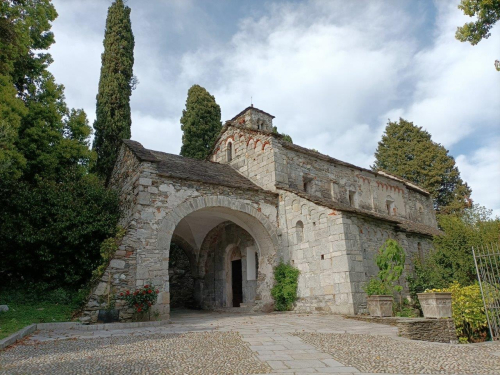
[82,106,441,323]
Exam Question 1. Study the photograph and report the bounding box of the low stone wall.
[397,318,458,344]
[345,315,458,344]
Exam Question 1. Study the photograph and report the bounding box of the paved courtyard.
[1,310,500,374]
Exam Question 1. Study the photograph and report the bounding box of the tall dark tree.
[372,118,472,213]
[180,85,222,159]
[0,1,120,289]
[93,0,135,181]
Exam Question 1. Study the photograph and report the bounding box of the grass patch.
[0,302,75,340]
[0,286,82,340]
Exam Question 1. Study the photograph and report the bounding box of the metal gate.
[472,243,500,341]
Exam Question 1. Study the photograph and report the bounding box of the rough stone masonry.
[81,105,441,323]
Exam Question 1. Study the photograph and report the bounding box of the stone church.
[82,106,441,323]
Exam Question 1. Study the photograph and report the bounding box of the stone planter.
[417,292,452,318]
[366,295,394,317]
[97,309,120,323]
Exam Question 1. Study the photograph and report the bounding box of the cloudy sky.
[48,0,499,216]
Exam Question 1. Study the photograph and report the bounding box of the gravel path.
[295,332,500,374]
[0,331,270,375]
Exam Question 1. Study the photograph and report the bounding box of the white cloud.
[456,139,500,218]
[47,0,500,215]
[390,1,500,147]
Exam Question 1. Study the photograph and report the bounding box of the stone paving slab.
[2,310,500,374]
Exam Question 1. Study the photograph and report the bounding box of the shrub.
[0,175,120,288]
[364,239,406,296]
[426,282,496,343]
[119,284,159,313]
[363,278,391,296]
[271,263,300,311]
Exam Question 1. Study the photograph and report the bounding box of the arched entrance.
[155,196,281,317]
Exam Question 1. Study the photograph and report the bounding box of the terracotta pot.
[367,295,394,317]
[417,292,452,318]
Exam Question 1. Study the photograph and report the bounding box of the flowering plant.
[119,284,159,313]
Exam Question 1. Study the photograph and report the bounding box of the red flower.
[143,291,146,295]
[120,293,124,296]
[148,290,152,294]
[137,308,142,312]
[126,290,130,295]
[134,291,138,296]
[156,290,159,293]
[144,285,149,288]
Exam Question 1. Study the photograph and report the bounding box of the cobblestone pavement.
[1,310,500,374]
[295,332,500,375]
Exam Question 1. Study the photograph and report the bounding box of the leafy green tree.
[0,0,57,180]
[408,205,499,293]
[0,175,120,288]
[372,118,472,213]
[456,0,500,71]
[16,72,93,182]
[180,85,222,159]
[0,0,121,291]
[93,0,135,181]
[456,0,500,45]
[0,74,26,180]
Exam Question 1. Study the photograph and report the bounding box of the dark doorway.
[231,259,243,307]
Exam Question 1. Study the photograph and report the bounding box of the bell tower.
[229,105,274,132]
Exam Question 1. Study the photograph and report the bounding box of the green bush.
[271,263,300,311]
[0,175,120,289]
[363,278,391,296]
[364,239,406,296]
[426,282,496,343]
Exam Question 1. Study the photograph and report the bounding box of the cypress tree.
[180,85,222,159]
[372,118,472,213]
[93,0,135,181]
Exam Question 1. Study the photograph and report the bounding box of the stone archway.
[152,195,281,318]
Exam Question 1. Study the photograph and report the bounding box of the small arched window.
[227,142,233,162]
[386,196,395,215]
[295,221,304,244]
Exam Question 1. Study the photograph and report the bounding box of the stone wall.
[346,316,458,344]
[276,143,436,226]
[279,191,358,314]
[82,144,281,322]
[212,126,279,192]
[169,243,195,309]
[198,222,258,309]
[342,213,433,310]
[277,190,434,315]
[397,318,458,344]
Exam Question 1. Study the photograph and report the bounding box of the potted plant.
[97,280,120,323]
[118,283,159,321]
[417,289,452,319]
[97,299,120,323]
[363,239,406,317]
[364,278,394,317]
